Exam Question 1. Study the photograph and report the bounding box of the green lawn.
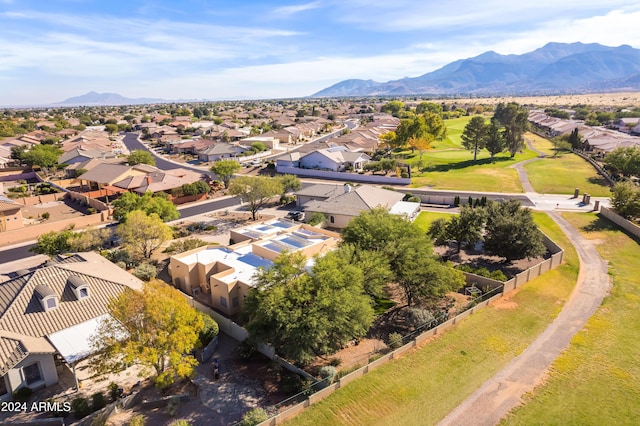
[435,116,473,149]
[286,213,578,426]
[413,210,456,233]
[503,212,640,425]
[410,150,536,192]
[524,154,611,197]
[525,132,556,156]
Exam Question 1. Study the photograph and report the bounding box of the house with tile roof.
[0,252,143,400]
[0,197,24,232]
[298,146,371,172]
[299,184,420,228]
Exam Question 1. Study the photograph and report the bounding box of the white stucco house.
[298,146,370,172]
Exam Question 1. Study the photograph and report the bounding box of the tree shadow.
[426,156,512,173]
[587,176,611,187]
[582,215,619,233]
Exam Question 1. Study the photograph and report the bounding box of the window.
[45,297,57,310]
[78,288,89,299]
[232,297,239,308]
[23,363,42,386]
[330,216,335,224]
[219,296,227,308]
[0,376,7,397]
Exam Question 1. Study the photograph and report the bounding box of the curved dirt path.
[439,154,611,425]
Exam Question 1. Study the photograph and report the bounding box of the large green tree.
[116,210,173,259]
[485,118,506,158]
[22,144,63,173]
[610,181,640,219]
[342,208,463,306]
[90,280,207,388]
[494,103,528,157]
[228,176,282,220]
[395,113,446,150]
[243,250,374,364]
[112,192,179,222]
[444,205,487,252]
[127,150,156,166]
[461,116,489,161]
[30,230,75,257]
[603,147,640,177]
[210,159,241,188]
[483,200,546,261]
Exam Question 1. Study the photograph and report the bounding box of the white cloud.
[271,1,323,18]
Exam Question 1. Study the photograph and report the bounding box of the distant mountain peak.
[311,42,640,97]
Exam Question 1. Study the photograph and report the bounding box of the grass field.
[286,212,578,426]
[524,154,611,197]
[435,116,473,149]
[525,132,556,156]
[503,212,640,425]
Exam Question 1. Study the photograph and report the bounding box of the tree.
[550,137,572,157]
[112,192,178,222]
[243,250,374,364]
[610,181,640,219]
[278,174,302,194]
[229,176,282,220]
[416,102,443,116]
[603,147,640,177]
[427,218,449,246]
[343,208,463,306]
[485,118,505,158]
[10,145,27,165]
[90,280,207,388]
[338,244,393,299]
[380,100,405,117]
[445,205,487,252]
[116,210,173,259]
[407,136,432,160]
[70,228,110,252]
[395,113,446,150]
[127,150,156,166]
[104,123,119,135]
[494,103,528,157]
[379,131,397,149]
[568,128,581,149]
[210,159,241,189]
[31,230,74,257]
[483,200,546,261]
[461,116,489,161]
[22,144,63,174]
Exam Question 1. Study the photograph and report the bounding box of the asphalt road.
[177,196,241,218]
[0,242,36,264]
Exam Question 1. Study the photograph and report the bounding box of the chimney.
[344,184,351,193]
[146,176,152,185]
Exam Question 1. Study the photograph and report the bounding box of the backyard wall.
[0,213,107,245]
[600,207,640,239]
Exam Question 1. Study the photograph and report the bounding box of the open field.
[286,212,578,426]
[503,212,640,425]
[525,132,556,156]
[445,92,640,108]
[410,149,536,192]
[524,154,611,197]
[434,116,472,149]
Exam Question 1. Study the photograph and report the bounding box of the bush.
[307,212,326,226]
[328,357,342,367]
[239,407,269,426]
[169,420,191,426]
[41,212,50,220]
[318,366,337,383]
[198,313,219,347]
[108,382,120,401]
[279,370,312,395]
[129,414,146,426]
[388,332,403,349]
[92,392,107,411]
[237,339,258,361]
[13,386,32,402]
[71,396,91,419]
[134,263,157,281]
[406,308,435,329]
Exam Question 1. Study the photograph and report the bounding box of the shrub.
[328,357,342,367]
[318,366,337,383]
[13,386,32,402]
[92,392,107,411]
[134,263,157,281]
[237,339,258,361]
[279,370,312,395]
[388,332,403,349]
[128,414,146,426]
[166,397,180,417]
[406,308,435,329]
[198,313,219,347]
[108,382,120,402]
[239,407,269,426]
[308,212,326,226]
[169,420,191,426]
[71,396,91,419]
[41,212,50,220]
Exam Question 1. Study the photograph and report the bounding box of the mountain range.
[311,42,640,97]
[58,91,166,105]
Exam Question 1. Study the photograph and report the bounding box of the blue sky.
[1,0,640,105]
